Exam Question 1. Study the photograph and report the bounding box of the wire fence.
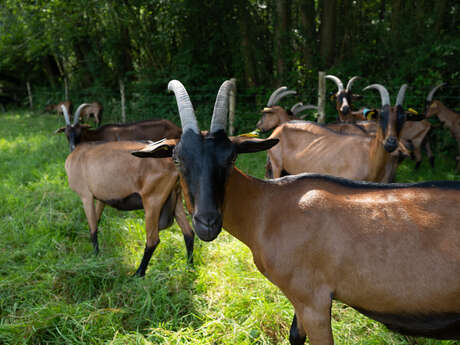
[13,79,460,138]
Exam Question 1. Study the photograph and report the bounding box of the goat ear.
[234,138,279,154]
[131,139,176,158]
[54,127,65,134]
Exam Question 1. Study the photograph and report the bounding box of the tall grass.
[0,110,458,344]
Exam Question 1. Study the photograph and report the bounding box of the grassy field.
[0,110,459,345]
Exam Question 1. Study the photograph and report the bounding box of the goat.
[265,84,407,182]
[325,75,365,122]
[425,83,460,172]
[256,97,429,180]
[45,100,72,117]
[56,104,182,152]
[133,79,460,344]
[257,98,372,136]
[77,101,103,127]
[65,140,194,277]
[61,105,192,276]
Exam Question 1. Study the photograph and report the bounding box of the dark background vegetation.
[1,0,459,127]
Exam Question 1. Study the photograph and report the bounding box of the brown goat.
[266,84,407,182]
[65,140,194,277]
[56,104,182,152]
[325,75,365,122]
[78,101,103,127]
[45,100,72,117]
[133,80,460,344]
[256,100,431,181]
[425,83,460,172]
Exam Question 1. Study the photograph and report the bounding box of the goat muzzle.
[383,136,398,153]
[193,213,222,241]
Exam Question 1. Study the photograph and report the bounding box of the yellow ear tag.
[366,110,376,120]
[239,129,261,138]
[262,107,272,112]
[407,108,418,115]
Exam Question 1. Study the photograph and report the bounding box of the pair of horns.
[267,86,297,107]
[61,103,89,126]
[325,75,359,92]
[168,79,235,134]
[363,84,407,107]
[426,83,445,103]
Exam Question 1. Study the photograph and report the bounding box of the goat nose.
[193,213,222,241]
[341,105,350,114]
[384,136,398,153]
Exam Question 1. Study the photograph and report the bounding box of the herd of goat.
[44,76,460,344]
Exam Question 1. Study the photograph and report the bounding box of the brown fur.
[65,140,193,276]
[266,113,399,182]
[45,100,72,117]
[78,101,103,126]
[426,100,460,172]
[217,169,460,344]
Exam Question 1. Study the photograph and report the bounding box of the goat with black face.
[133,80,460,345]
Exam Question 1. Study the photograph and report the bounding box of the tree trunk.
[299,0,316,68]
[237,1,258,87]
[273,0,291,83]
[319,0,337,68]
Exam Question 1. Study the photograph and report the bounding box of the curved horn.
[395,84,408,106]
[363,84,390,107]
[345,76,360,92]
[290,102,304,114]
[291,103,318,116]
[61,105,71,125]
[167,80,199,134]
[325,75,344,91]
[210,80,235,133]
[73,103,90,125]
[271,89,297,106]
[267,86,287,106]
[426,83,445,103]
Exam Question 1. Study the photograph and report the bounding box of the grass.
[0,110,459,345]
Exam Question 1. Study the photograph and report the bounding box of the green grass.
[0,110,459,345]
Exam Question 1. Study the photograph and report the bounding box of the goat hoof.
[132,270,145,278]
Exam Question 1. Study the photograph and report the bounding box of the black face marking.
[379,104,390,135]
[396,105,406,135]
[103,192,143,211]
[337,91,352,114]
[353,307,460,340]
[175,129,235,241]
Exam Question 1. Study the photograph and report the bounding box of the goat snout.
[193,213,222,241]
[384,136,398,153]
[341,105,350,115]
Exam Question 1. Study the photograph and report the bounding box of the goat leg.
[289,314,306,345]
[295,295,333,345]
[424,139,434,168]
[133,243,159,277]
[133,204,160,277]
[174,194,195,264]
[81,196,100,255]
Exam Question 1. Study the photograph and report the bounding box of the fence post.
[229,78,237,135]
[64,77,69,100]
[317,71,326,123]
[119,77,126,123]
[26,81,33,109]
